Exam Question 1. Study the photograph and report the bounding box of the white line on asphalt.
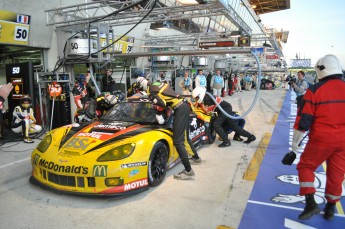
[248,200,345,218]
[0,157,31,170]
[284,218,316,229]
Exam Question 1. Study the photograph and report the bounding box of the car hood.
[55,121,159,156]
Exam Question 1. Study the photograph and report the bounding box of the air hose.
[205,50,262,119]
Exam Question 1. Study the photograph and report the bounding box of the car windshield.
[102,101,158,124]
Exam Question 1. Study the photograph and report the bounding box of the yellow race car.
[30,99,216,196]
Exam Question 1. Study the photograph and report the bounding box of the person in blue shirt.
[211,70,224,97]
[244,74,253,90]
[179,71,192,95]
[195,69,207,89]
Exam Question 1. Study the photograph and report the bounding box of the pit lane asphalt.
[0,87,286,229]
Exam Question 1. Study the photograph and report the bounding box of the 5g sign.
[14,26,29,42]
[12,67,20,74]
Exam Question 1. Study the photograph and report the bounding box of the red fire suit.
[294,76,345,203]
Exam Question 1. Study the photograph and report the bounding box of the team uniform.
[194,91,255,147]
[136,77,200,180]
[292,54,345,220]
[11,95,42,143]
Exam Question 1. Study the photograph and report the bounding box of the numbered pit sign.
[14,25,29,42]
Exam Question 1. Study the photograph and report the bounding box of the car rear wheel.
[208,117,216,144]
[148,141,168,187]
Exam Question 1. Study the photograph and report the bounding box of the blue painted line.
[238,91,345,228]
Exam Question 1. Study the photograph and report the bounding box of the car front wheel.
[148,141,168,187]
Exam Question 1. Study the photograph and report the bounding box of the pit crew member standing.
[73,74,90,110]
[210,70,224,97]
[291,54,345,220]
[11,95,42,143]
[137,77,201,180]
[195,69,207,90]
[192,87,256,147]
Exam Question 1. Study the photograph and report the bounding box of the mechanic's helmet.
[20,95,32,109]
[136,76,148,91]
[315,54,343,80]
[105,94,118,105]
[192,87,206,103]
[78,74,86,83]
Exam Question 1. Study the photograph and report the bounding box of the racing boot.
[298,194,320,220]
[243,134,256,144]
[323,202,336,220]
[174,169,195,180]
[233,133,243,141]
[218,140,231,148]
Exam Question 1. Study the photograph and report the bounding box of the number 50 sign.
[14,25,29,42]
[0,21,30,45]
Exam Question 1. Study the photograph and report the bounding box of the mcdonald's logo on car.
[93,165,108,177]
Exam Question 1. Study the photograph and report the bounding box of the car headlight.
[97,143,135,162]
[36,134,52,153]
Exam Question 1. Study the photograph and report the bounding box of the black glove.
[281,151,296,165]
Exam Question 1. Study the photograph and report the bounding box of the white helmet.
[105,94,118,105]
[192,87,206,103]
[136,77,148,91]
[315,54,343,79]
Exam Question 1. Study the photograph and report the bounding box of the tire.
[148,141,169,187]
[208,117,216,144]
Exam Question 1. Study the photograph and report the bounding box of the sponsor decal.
[77,132,102,139]
[124,178,148,191]
[129,169,140,177]
[121,162,147,169]
[59,159,68,163]
[189,125,206,140]
[94,124,126,130]
[65,138,89,150]
[38,159,88,174]
[93,165,108,177]
[32,154,40,165]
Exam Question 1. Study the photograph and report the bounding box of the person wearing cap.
[291,54,345,220]
[136,77,201,180]
[102,69,116,93]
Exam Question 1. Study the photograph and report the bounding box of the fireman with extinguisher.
[291,54,345,221]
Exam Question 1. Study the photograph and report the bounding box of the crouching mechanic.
[136,77,201,180]
[291,54,345,221]
[12,95,42,143]
[192,87,255,147]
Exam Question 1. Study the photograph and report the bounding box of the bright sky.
[260,0,345,68]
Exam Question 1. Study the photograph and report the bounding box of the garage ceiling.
[249,0,290,15]
[0,45,42,64]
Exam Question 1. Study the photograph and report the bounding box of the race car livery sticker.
[129,169,140,177]
[189,118,206,140]
[32,154,40,165]
[65,138,89,150]
[124,178,148,191]
[93,165,108,177]
[38,159,88,175]
[93,123,127,130]
[77,132,103,139]
[121,162,147,169]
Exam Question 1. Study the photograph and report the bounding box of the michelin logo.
[121,162,147,169]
